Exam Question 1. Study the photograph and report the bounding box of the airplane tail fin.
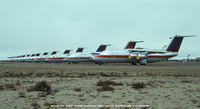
[165,35,194,52]
[31,54,35,57]
[76,48,84,53]
[125,41,143,49]
[96,44,111,52]
[35,53,40,56]
[51,51,57,55]
[43,52,48,55]
[63,50,72,54]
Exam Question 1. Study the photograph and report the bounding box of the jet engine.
[129,52,148,65]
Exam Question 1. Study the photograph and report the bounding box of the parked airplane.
[36,52,50,62]
[25,53,36,62]
[168,54,197,62]
[92,35,194,65]
[64,41,141,63]
[6,56,19,62]
[45,50,72,62]
[31,52,51,62]
[63,45,111,63]
[196,57,200,62]
[11,55,25,62]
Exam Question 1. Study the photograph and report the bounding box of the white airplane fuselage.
[92,50,178,63]
[63,53,92,62]
[45,54,70,62]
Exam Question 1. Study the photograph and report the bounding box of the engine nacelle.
[129,52,147,63]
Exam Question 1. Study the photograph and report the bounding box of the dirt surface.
[0,62,200,109]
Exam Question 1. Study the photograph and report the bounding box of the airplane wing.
[128,49,167,54]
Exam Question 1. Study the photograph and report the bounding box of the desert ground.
[0,62,199,109]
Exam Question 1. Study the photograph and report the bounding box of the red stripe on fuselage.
[95,55,176,58]
[35,58,46,60]
[47,58,64,60]
[95,55,129,58]
[65,57,90,59]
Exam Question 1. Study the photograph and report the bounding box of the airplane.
[11,55,25,62]
[168,54,197,62]
[19,55,28,62]
[34,52,50,62]
[92,35,194,65]
[5,56,17,62]
[64,41,141,63]
[11,56,20,62]
[45,50,72,62]
[2,41,141,63]
[196,57,200,62]
[24,53,36,62]
[63,45,111,63]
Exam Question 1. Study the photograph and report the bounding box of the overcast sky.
[0,0,200,59]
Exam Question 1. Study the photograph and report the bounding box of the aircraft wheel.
[98,62,104,65]
[140,63,146,65]
[131,62,137,65]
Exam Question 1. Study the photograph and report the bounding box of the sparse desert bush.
[100,72,110,77]
[96,80,120,92]
[31,102,40,109]
[97,80,113,86]
[16,81,21,85]
[18,92,25,98]
[100,107,110,109]
[38,92,47,97]
[140,107,149,109]
[181,80,191,83]
[132,82,145,89]
[0,85,4,90]
[74,88,82,92]
[5,83,15,88]
[44,102,51,107]
[97,85,114,91]
[26,86,34,92]
[4,83,16,90]
[44,101,57,107]
[27,81,51,93]
[34,81,51,92]
[97,80,123,86]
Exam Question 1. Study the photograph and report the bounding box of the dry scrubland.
[0,62,200,109]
